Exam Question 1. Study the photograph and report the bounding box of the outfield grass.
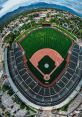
[55,25,77,41]
[20,27,72,85]
[20,27,72,59]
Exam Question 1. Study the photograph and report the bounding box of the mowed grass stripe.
[20,28,72,59]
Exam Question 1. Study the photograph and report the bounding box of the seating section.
[7,43,82,106]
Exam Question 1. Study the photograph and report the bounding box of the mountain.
[0,2,81,26]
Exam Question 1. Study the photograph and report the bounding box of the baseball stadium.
[4,23,82,110]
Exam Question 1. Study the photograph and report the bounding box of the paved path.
[67,90,82,114]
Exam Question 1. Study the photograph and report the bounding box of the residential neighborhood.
[0,8,82,117]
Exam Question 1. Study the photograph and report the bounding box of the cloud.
[0,0,82,18]
[0,0,39,17]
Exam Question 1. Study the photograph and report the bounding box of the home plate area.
[29,48,64,84]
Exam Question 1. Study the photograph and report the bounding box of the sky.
[0,0,82,18]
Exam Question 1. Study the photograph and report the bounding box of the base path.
[30,48,64,68]
[30,48,64,81]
